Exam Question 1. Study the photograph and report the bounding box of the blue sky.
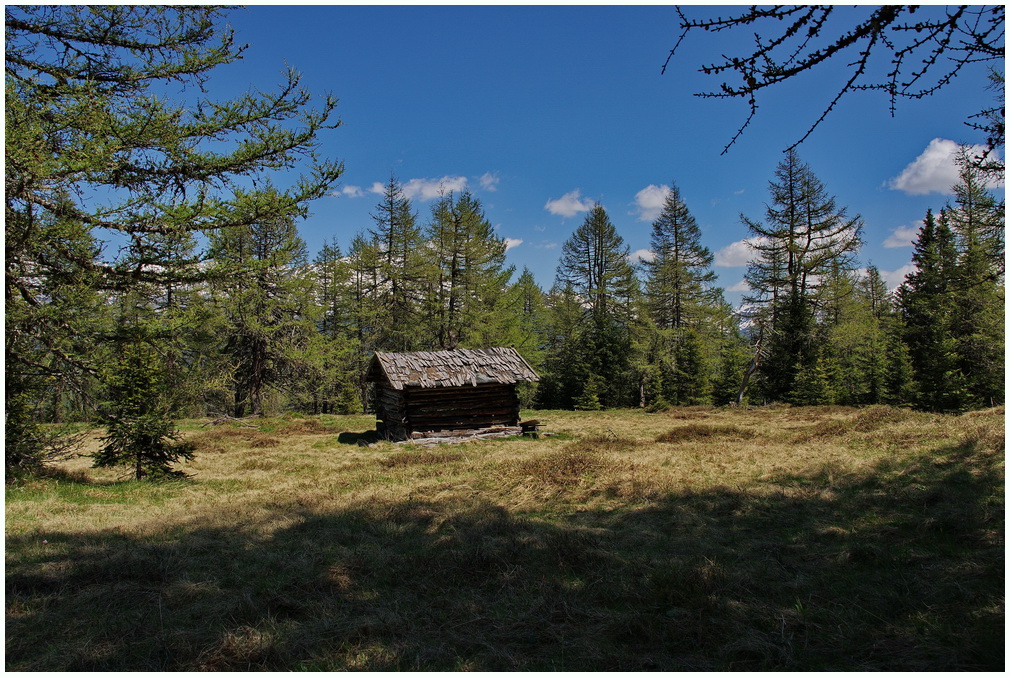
[210,4,1003,306]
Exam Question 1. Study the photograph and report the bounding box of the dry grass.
[379,449,465,468]
[655,423,756,442]
[6,405,1004,671]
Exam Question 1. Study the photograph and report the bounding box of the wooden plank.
[408,407,518,419]
[406,395,517,407]
[406,426,523,445]
[404,386,515,401]
[408,403,518,416]
[410,420,517,432]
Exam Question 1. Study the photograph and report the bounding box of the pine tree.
[556,205,638,321]
[897,210,965,411]
[537,285,595,410]
[346,233,383,355]
[642,181,723,327]
[712,336,754,406]
[510,268,549,364]
[945,156,1005,407]
[639,182,729,407]
[854,266,894,404]
[815,262,887,405]
[881,318,918,406]
[554,205,640,408]
[642,183,719,329]
[789,355,836,406]
[499,269,549,407]
[573,376,604,411]
[669,328,710,405]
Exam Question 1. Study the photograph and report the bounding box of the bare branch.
[666,5,1004,152]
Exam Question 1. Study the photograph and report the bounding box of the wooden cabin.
[365,347,539,441]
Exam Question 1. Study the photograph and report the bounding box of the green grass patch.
[6,475,185,506]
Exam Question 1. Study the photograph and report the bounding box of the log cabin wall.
[403,384,520,433]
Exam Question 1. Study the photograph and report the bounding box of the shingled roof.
[366,347,539,390]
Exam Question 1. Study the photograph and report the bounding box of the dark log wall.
[403,384,520,434]
[374,384,407,440]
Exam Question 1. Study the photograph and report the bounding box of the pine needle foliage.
[92,342,195,480]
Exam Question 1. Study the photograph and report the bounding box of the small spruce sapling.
[93,342,195,480]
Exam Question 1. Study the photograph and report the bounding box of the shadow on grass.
[6,438,1003,671]
[336,430,379,445]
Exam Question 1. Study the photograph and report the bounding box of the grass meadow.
[5,405,1005,670]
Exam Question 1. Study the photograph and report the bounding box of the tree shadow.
[336,430,378,445]
[6,437,1003,670]
[32,464,98,485]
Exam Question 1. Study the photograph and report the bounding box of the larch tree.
[741,150,862,402]
[368,176,426,352]
[666,5,1004,156]
[422,190,513,350]
[207,189,320,418]
[5,5,342,473]
[305,238,363,415]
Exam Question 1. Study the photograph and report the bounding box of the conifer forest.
[5,6,1005,477]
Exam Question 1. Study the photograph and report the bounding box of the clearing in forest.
[5,405,1004,671]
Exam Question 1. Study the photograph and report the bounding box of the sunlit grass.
[6,405,1004,670]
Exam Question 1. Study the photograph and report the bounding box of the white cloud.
[887,138,1003,195]
[402,175,468,201]
[633,184,670,222]
[883,223,921,249]
[479,172,500,192]
[369,182,385,194]
[629,248,655,263]
[714,237,767,267]
[726,279,750,293]
[504,237,523,251]
[880,264,916,290]
[537,241,558,250]
[545,189,594,218]
[335,185,364,198]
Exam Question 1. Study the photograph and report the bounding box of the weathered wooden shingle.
[366,347,539,390]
